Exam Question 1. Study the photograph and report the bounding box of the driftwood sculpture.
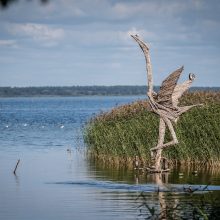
[131,35,202,172]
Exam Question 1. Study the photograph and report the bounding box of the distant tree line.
[0,86,219,97]
[0,86,147,97]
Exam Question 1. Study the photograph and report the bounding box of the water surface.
[0,96,219,220]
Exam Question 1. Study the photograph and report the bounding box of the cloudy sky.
[0,0,220,87]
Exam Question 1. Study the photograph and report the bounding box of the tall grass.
[84,91,220,167]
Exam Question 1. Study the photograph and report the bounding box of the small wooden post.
[13,159,20,175]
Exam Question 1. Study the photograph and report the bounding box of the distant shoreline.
[0,86,220,97]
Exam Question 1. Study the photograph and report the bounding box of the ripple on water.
[50,180,220,193]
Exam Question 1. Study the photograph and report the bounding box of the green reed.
[84,91,220,166]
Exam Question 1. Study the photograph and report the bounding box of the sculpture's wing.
[172,79,193,107]
[156,66,184,106]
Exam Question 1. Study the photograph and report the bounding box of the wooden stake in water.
[13,159,20,175]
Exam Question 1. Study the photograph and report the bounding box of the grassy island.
[84,91,220,167]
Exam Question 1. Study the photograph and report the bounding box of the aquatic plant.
[84,91,220,167]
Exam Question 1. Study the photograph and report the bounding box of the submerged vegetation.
[84,91,220,167]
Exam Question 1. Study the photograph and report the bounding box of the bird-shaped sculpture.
[131,34,202,172]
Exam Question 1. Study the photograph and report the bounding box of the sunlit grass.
[84,91,220,167]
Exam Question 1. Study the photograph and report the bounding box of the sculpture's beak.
[130,34,149,51]
[130,34,139,41]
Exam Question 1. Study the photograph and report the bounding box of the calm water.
[0,96,220,220]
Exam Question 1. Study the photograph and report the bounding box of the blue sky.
[0,0,220,87]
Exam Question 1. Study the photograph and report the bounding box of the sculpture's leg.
[161,117,178,149]
[151,118,178,151]
[150,118,178,171]
[150,117,166,171]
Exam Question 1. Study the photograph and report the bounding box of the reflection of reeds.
[136,188,220,220]
[84,91,220,167]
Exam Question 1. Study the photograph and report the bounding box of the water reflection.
[88,158,220,185]
[87,158,220,219]
[2,148,220,220]
[13,173,20,189]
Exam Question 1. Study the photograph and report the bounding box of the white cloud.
[8,23,65,46]
[61,26,156,48]
[0,0,219,86]
[123,27,156,41]
[0,39,17,47]
[57,0,86,16]
[202,19,220,29]
[112,1,189,19]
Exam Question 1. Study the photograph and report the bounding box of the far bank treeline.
[84,91,220,167]
[0,86,220,97]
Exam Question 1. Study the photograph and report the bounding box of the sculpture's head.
[130,34,150,51]
[189,73,196,81]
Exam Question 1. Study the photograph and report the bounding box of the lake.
[0,96,220,220]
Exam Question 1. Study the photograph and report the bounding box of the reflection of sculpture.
[131,35,202,172]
